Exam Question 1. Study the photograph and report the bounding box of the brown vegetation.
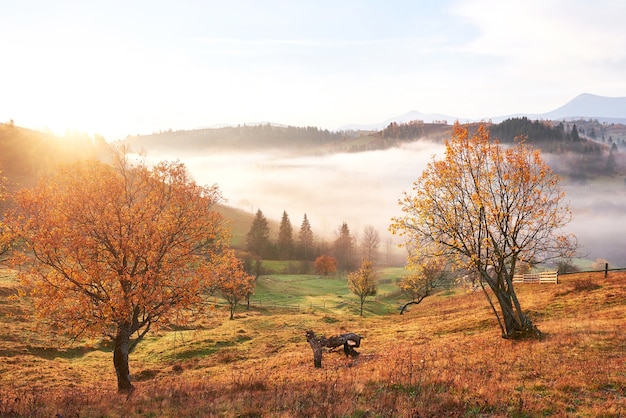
[1,270,625,416]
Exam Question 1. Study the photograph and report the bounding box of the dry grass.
[1,269,626,417]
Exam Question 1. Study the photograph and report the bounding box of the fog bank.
[142,144,626,266]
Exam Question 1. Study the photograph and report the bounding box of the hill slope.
[1,269,625,416]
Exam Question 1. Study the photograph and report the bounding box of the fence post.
[605,263,609,278]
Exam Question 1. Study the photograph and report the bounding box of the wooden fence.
[512,270,559,284]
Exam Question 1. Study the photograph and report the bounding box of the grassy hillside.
[1,268,625,417]
[0,123,109,190]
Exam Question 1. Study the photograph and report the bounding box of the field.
[1,267,625,417]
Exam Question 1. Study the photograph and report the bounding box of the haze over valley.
[124,104,626,267]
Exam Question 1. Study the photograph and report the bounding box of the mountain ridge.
[340,93,626,131]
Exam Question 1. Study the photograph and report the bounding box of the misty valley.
[1,116,626,416]
[132,122,626,268]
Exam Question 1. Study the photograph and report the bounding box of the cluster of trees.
[244,210,383,272]
[489,117,605,154]
[380,120,428,140]
[489,118,626,178]
[244,211,385,316]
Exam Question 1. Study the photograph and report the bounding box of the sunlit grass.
[2,269,626,416]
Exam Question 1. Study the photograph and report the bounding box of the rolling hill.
[1,267,625,416]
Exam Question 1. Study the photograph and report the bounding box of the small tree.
[348,259,377,316]
[6,152,231,392]
[214,251,256,320]
[391,123,576,339]
[398,256,450,314]
[314,254,337,276]
[360,225,381,263]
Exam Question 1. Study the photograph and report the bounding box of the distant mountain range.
[339,93,626,131]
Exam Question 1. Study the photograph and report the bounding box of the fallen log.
[305,330,363,368]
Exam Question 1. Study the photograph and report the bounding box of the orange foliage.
[314,254,337,275]
[347,259,377,316]
[5,151,231,391]
[391,123,576,338]
[212,251,256,320]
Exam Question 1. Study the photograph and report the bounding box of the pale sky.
[2,0,625,140]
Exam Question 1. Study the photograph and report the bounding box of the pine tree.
[298,213,315,260]
[277,210,294,260]
[571,124,581,141]
[246,209,270,258]
[605,148,617,175]
[333,222,354,271]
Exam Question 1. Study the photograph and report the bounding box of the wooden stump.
[306,330,363,368]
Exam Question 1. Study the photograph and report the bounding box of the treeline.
[488,117,605,154]
[377,121,449,142]
[379,120,429,140]
[488,117,626,177]
[126,124,345,151]
[241,209,387,274]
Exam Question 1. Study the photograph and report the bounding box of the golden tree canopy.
[7,155,231,340]
[392,123,575,275]
[391,123,576,338]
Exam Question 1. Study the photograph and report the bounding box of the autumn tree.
[333,222,355,271]
[391,123,576,338]
[347,259,377,316]
[360,225,381,264]
[314,254,338,276]
[277,210,294,260]
[213,251,256,320]
[298,213,315,261]
[246,209,270,258]
[398,255,451,314]
[5,153,231,392]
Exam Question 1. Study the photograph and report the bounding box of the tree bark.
[113,326,134,393]
[490,279,542,339]
[306,330,362,368]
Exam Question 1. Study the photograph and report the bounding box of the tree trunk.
[306,330,362,368]
[113,326,134,393]
[492,283,541,339]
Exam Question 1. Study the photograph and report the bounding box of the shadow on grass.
[26,345,103,360]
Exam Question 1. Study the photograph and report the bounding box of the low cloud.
[144,141,442,245]
[143,143,626,266]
